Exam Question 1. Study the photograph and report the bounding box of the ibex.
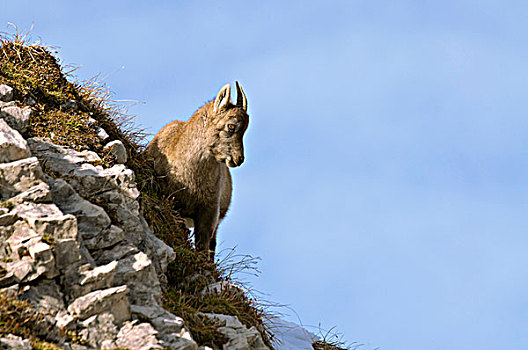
[146,82,249,259]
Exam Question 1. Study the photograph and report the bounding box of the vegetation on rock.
[0,31,273,349]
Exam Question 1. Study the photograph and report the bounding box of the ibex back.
[146,82,249,259]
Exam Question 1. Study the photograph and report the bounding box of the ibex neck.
[177,103,216,164]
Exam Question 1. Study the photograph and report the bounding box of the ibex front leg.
[194,205,219,260]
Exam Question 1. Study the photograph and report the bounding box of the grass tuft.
[0,291,61,349]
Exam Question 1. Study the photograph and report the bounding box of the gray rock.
[202,314,269,350]
[104,140,127,164]
[55,310,75,330]
[27,138,101,174]
[79,245,96,266]
[0,284,19,298]
[13,202,78,240]
[0,131,212,349]
[201,281,245,298]
[0,334,32,350]
[0,104,32,132]
[0,118,31,163]
[113,252,161,305]
[96,127,109,142]
[50,179,111,240]
[23,96,36,107]
[0,210,17,226]
[70,164,139,199]
[116,321,163,350]
[5,220,40,258]
[113,206,146,246]
[142,228,176,276]
[0,157,46,200]
[97,189,140,215]
[8,182,52,205]
[0,257,33,286]
[65,261,118,300]
[67,285,130,323]
[54,238,82,270]
[4,229,58,281]
[26,238,57,279]
[83,224,124,250]
[79,313,119,349]
[92,243,138,265]
[19,279,65,310]
[0,85,13,102]
[130,304,196,349]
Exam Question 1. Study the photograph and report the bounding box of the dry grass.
[0,28,274,349]
[0,292,62,349]
[312,325,368,350]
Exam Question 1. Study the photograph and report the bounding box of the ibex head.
[206,81,249,168]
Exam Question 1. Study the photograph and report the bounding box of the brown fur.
[146,83,249,259]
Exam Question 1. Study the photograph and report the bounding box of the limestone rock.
[27,138,101,174]
[8,182,52,205]
[141,227,176,279]
[4,224,58,281]
[131,304,196,349]
[116,321,164,350]
[71,163,140,199]
[0,157,46,200]
[104,140,127,164]
[0,118,31,163]
[113,252,161,305]
[67,285,130,323]
[19,279,65,310]
[0,103,32,132]
[23,96,36,107]
[0,84,13,102]
[78,313,119,349]
[202,281,245,298]
[203,314,269,350]
[49,179,112,240]
[92,243,139,265]
[13,202,78,240]
[64,261,118,300]
[96,127,110,141]
[0,258,32,286]
[26,238,57,279]
[54,238,82,270]
[0,334,32,350]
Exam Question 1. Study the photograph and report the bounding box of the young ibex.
[146,82,249,259]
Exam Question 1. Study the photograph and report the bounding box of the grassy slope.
[0,36,273,349]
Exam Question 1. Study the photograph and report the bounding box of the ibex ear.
[235,81,247,112]
[213,84,231,113]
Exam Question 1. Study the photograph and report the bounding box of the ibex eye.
[227,124,236,133]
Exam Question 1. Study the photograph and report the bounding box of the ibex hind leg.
[194,207,219,260]
[208,226,219,261]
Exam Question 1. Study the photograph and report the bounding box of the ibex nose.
[237,155,245,165]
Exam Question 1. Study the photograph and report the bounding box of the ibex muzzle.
[146,82,249,259]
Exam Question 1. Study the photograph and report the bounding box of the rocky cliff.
[0,38,272,350]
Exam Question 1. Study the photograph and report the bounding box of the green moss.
[41,234,54,245]
[30,340,63,350]
[0,201,14,210]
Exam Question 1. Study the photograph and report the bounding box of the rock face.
[0,85,270,350]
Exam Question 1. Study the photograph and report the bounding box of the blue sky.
[2,1,528,349]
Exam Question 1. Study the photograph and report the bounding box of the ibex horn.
[236,81,247,111]
[214,83,231,112]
